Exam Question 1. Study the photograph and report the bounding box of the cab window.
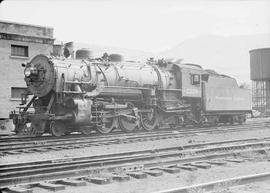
[191,74,200,85]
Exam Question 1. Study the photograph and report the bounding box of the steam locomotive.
[10,49,252,136]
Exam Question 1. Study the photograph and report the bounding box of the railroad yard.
[1,1,269,192]
[1,118,270,193]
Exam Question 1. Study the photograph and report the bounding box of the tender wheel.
[177,116,185,127]
[140,109,158,131]
[96,116,116,134]
[50,121,66,137]
[119,103,139,132]
[238,116,245,125]
[228,116,234,125]
[198,116,207,127]
[213,116,219,126]
[80,126,92,135]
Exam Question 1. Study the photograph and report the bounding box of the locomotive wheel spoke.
[118,103,139,132]
[140,110,158,131]
[119,116,138,132]
[96,117,116,134]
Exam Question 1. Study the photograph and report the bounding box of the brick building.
[0,20,54,131]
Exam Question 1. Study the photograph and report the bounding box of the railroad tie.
[206,160,227,165]
[189,162,211,169]
[7,186,33,193]
[31,148,48,152]
[5,151,21,155]
[37,182,65,191]
[58,146,74,149]
[156,167,180,174]
[58,179,87,186]
[19,150,35,153]
[225,158,245,163]
[174,164,198,171]
[126,171,147,179]
[111,174,131,182]
[46,147,62,151]
[101,142,115,145]
[144,169,163,177]
[84,177,111,185]
[82,144,93,147]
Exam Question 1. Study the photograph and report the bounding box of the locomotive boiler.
[10,51,252,136]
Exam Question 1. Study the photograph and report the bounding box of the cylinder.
[72,98,92,125]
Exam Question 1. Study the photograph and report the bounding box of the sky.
[0,0,269,53]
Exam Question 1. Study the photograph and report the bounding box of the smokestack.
[63,42,74,58]
[52,40,63,57]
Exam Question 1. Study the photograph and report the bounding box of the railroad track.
[1,119,269,142]
[154,172,270,193]
[1,121,269,155]
[1,136,270,192]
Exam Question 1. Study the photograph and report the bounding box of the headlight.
[24,67,31,77]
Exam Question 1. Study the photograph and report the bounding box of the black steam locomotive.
[10,50,252,136]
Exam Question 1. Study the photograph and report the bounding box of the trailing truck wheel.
[50,121,66,137]
[119,116,138,132]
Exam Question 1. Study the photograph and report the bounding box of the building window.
[11,45,29,57]
[11,87,27,99]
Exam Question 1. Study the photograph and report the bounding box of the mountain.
[159,34,270,84]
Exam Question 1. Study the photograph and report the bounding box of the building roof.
[0,20,54,39]
[0,19,53,30]
[249,47,270,53]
